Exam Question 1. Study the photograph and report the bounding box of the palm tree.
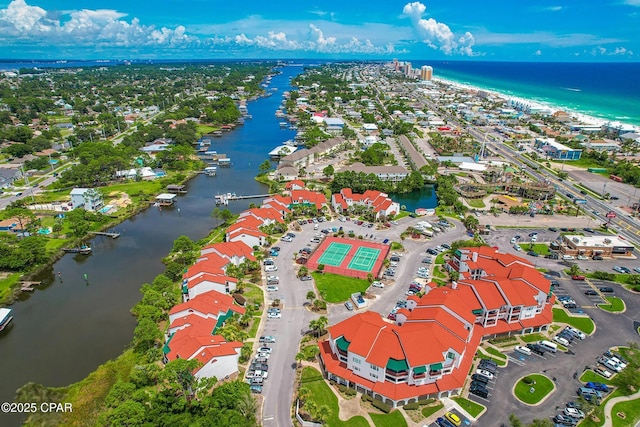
[295,352,305,368]
[316,405,331,423]
[316,316,329,337]
[568,263,581,276]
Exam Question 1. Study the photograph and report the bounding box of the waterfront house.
[227,226,267,249]
[238,206,286,226]
[332,188,400,220]
[346,163,409,183]
[285,179,305,191]
[183,268,238,299]
[274,165,299,181]
[169,289,245,334]
[163,327,243,381]
[199,241,255,266]
[70,188,104,211]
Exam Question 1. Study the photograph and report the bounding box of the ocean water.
[421,61,640,126]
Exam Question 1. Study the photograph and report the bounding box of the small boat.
[0,308,13,332]
[204,166,217,176]
[212,131,223,137]
[218,158,231,167]
[279,122,288,128]
[63,245,92,255]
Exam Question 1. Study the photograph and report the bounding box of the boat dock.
[154,193,177,206]
[215,193,273,204]
[167,184,187,194]
[89,231,120,238]
[20,281,41,292]
[63,246,92,254]
[268,145,298,159]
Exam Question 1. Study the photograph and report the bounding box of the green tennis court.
[347,247,381,272]
[317,242,353,267]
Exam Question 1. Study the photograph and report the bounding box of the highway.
[465,126,640,245]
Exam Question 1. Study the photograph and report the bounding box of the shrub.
[371,398,392,413]
[337,384,357,396]
[403,402,420,410]
[418,398,436,406]
[522,376,536,385]
[592,271,616,280]
[361,394,372,403]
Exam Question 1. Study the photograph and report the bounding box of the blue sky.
[0,0,638,60]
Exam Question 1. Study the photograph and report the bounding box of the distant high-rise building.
[420,65,433,81]
[404,62,412,77]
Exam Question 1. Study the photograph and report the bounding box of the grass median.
[552,308,595,334]
[514,374,555,405]
[599,296,625,313]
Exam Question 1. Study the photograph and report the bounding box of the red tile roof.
[202,241,255,261]
[285,179,305,189]
[167,331,242,363]
[169,289,244,317]
[184,272,236,289]
[183,255,228,279]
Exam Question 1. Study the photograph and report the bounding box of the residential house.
[332,188,400,219]
[169,289,245,335]
[346,163,409,183]
[70,188,104,211]
[199,241,255,266]
[285,179,305,191]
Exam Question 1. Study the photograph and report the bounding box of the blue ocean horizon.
[418,60,640,127]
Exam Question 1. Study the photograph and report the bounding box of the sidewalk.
[602,388,640,427]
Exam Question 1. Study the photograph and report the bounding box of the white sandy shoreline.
[432,76,639,133]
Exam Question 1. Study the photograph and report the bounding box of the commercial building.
[534,138,582,160]
[320,247,552,408]
[560,234,635,258]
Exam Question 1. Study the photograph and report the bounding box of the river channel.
[0,65,300,424]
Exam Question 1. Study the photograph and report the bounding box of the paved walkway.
[602,388,640,427]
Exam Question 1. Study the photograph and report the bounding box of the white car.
[257,347,272,354]
[267,275,279,282]
[514,346,531,356]
[371,281,384,288]
[266,285,278,292]
[256,352,271,359]
[565,326,586,340]
[281,236,293,242]
[264,265,278,272]
[476,369,495,380]
[577,255,589,260]
[267,312,281,319]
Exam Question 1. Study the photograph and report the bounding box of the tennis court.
[347,247,381,272]
[317,242,352,267]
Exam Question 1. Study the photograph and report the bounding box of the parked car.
[250,385,262,394]
[584,289,598,295]
[571,275,586,280]
[259,335,276,343]
[471,373,490,384]
[371,281,384,288]
[594,367,612,379]
[436,417,457,427]
[469,383,489,398]
[564,407,585,419]
[266,285,278,292]
[445,412,462,426]
[592,255,604,260]
[344,301,354,311]
[554,414,578,426]
[586,382,609,392]
[267,312,281,319]
[476,369,494,380]
[300,275,312,281]
[599,287,614,293]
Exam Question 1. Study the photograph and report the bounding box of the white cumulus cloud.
[0,0,192,47]
[402,1,475,55]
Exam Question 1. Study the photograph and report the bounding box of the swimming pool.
[99,205,113,214]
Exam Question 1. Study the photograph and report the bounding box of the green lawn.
[578,389,624,427]
[421,402,444,418]
[513,374,555,405]
[370,410,408,427]
[247,318,260,338]
[467,199,486,208]
[611,397,640,427]
[477,348,506,367]
[599,297,625,313]
[312,272,370,303]
[434,254,445,265]
[580,369,613,385]
[301,344,320,361]
[299,367,369,427]
[520,332,547,343]
[242,284,264,314]
[0,272,22,303]
[451,397,485,418]
[552,308,595,334]
[527,243,550,255]
[394,211,411,220]
[196,124,217,136]
[484,346,507,360]
[432,266,446,279]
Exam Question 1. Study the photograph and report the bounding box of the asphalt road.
[478,228,640,426]
[257,215,468,427]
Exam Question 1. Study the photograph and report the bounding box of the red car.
[572,275,586,281]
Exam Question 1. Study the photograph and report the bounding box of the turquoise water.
[427,61,640,126]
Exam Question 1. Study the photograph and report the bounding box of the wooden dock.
[20,281,41,292]
[227,193,273,201]
[89,231,120,238]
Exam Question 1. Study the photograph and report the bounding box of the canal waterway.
[0,66,299,424]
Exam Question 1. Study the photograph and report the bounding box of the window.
[447,352,455,360]
[371,373,378,379]
[354,366,360,372]
[352,357,361,364]
[370,365,379,371]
